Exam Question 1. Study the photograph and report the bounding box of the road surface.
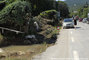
[32,22,89,60]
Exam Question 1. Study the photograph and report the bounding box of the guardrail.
[0,27,24,34]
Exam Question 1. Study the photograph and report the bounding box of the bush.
[5,0,19,4]
[0,1,31,24]
[0,1,31,31]
[40,10,57,19]
[39,10,60,25]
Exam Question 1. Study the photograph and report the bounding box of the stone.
[0,54,6,59]
[0,48,4,53]
[18,51,25,56]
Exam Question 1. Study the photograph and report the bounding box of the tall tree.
[25,0,55,16]
[57,1,69,17]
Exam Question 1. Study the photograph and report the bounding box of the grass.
[1,44,53,60]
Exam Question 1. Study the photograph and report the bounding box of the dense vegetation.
[65,0,89,12]
[0,0,69,31]
[58,1,69,18]
[0,0,69,46]
[0,0,69,60]
[70,2,89,18]
[0,1,31,33]
[24,0,69,17]
[26,0,55,16]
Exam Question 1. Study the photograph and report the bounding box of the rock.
[18,51,25,56]
[24,40,31,44]
[0,48,6,59]
[0,48,4,53]
[25,35,36,39]
[10,51,18,56]
[9,51,26,56]
[26,50,35,54]
[25,51,31,55]
[0,54,6,59]
[30,51,35,54]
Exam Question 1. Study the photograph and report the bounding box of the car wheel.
[72,26,75,28]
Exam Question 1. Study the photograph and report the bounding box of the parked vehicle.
[86,18,89,24]
[63,18,74,29]
[82,18,87,23]
[79,18,83,22]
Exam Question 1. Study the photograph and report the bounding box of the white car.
[63,18,74,29]
[82,18,87,23]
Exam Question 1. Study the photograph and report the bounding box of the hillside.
[65,0,89,12]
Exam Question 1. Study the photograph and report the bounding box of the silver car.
[82,18,87,23]
[63,18,74,29]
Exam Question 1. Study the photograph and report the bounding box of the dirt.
[0,44,54,60]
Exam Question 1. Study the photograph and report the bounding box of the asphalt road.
[32,22,89,60]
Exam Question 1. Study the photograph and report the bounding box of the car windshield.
[64,19,72,22]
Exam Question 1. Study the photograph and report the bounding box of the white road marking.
[73,50,79,60]
[70,31,75,42]
[71,37,75,42]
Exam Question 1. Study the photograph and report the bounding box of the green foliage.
[58,1,69,18]
[29,0,55,16]
[82,8,88,18]
[28,18,37,34]
[0,1,6,10]
[77,8,83,17]
[26,0,61,16]
[23,0,69,18]
[39,10,61,25]
[70,12,78,17]
[40,10,57,19]
[76,7,89,18]
[0,1,31,26]
[65,0,89,12]
[70,1,89,18]
[0,1,5,4]
[5,0,18,4]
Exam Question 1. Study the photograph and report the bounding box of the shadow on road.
[75,27,81,29]
[64,27,81,29]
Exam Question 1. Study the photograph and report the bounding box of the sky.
[56,0,66,1]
